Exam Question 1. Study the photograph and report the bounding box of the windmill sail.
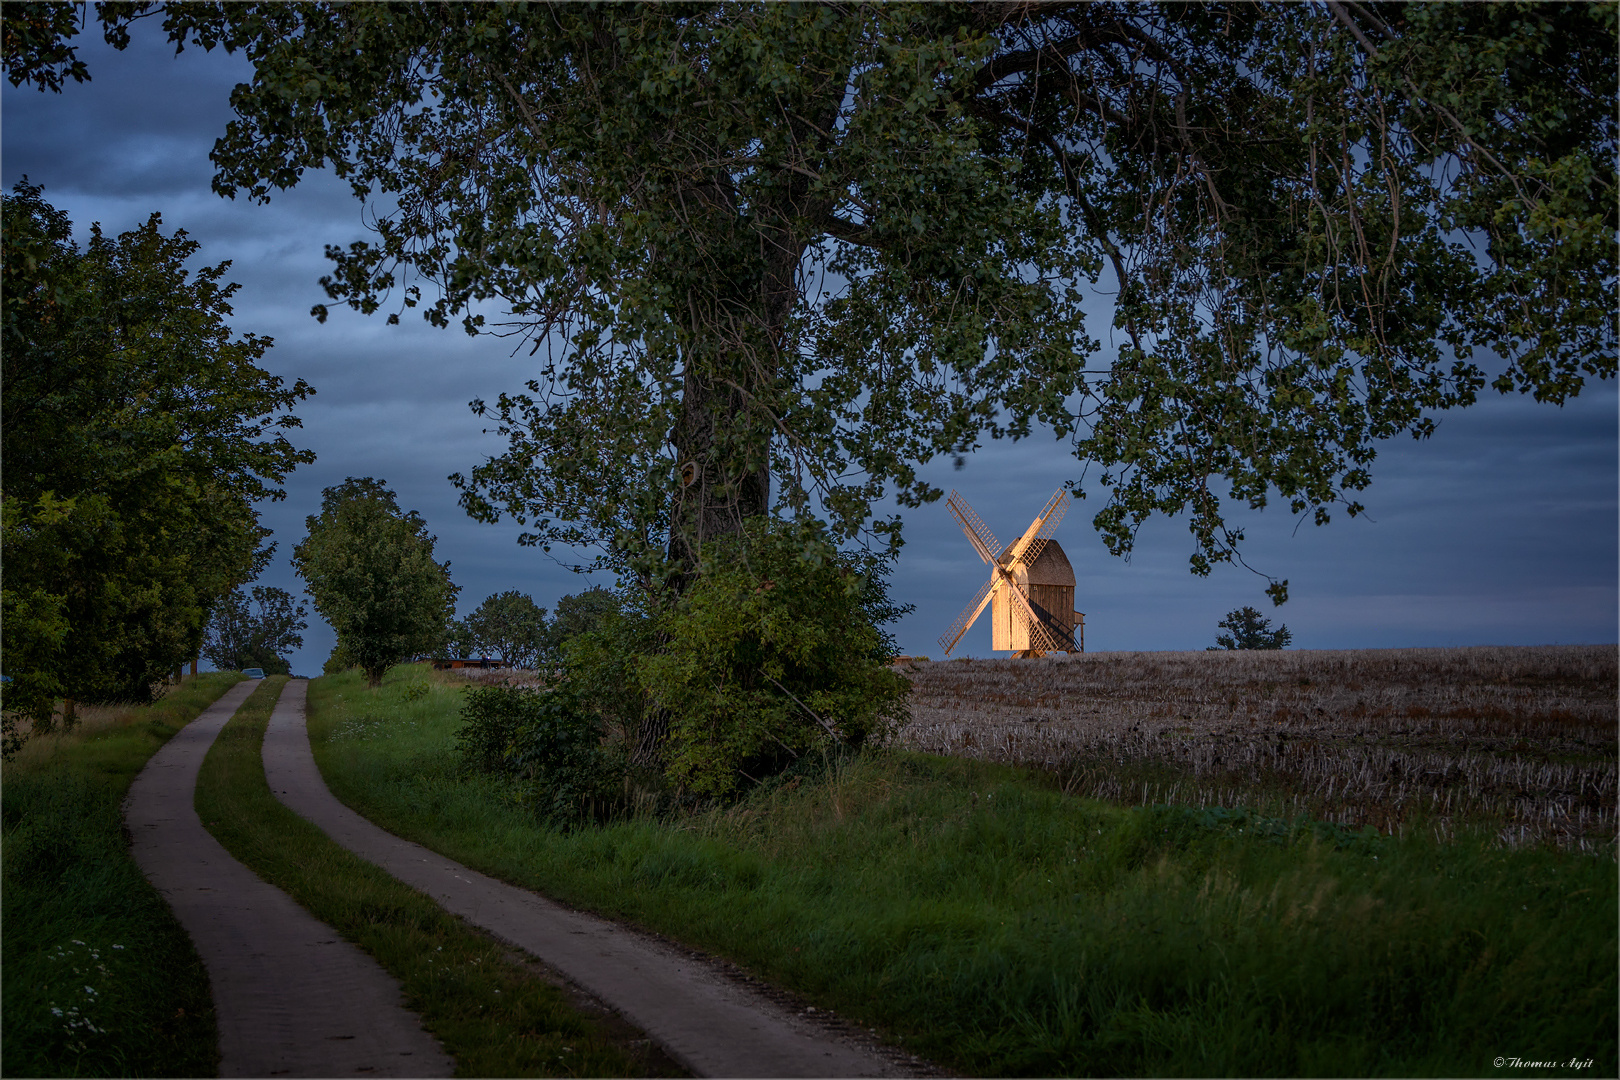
[946,491,1003,564]
[937,575,998,655]
[940,488,1082,658]
[1004,489,1071,569]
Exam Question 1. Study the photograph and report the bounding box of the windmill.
[937,489,1085,658]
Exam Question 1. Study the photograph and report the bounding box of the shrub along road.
[125,677,452,1077]
[262,678,914,1078]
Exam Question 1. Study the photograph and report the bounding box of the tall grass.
[2,673,240,1078]
[308,663,1617,1078]
[194,675,679,1078]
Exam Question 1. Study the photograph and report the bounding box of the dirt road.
[262,679,920,1079]
[124,679,453,1078]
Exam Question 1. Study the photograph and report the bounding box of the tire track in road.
[263,679,919,1079]
[125,679,453,1078]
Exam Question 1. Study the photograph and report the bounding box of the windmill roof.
[1024,539,1076,587]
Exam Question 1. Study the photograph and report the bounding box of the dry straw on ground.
[896,645,1617,852]
[441,666,551,689]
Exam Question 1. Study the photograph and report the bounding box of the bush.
[321,639,356,676]
[1209,605,1292,650]
[559,594,654,748]
[454,685,624,825]
[638,519,910,799]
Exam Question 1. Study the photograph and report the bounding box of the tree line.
[1,182,314,755]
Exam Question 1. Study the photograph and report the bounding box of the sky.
[4,27,1615,677]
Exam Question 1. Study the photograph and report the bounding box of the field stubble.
[897,645,1617,851]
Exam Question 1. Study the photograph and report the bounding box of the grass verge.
[309,664,1618,1078]
[193,675,680,1078]
[2,672,240,1078]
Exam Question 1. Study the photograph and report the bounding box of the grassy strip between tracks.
[307,664,1617,1078]
[2,672,241,1078]
[193,675,680,1079]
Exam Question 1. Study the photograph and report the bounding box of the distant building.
[430,657,510,670]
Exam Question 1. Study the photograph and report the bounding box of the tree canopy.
[549,587,627,652]
[201,585,309,675]
[18,2,1616,601]
[1209,605,1292,651]
[1,180,313,744]
[292,477,459,688]
[458,590,550,668]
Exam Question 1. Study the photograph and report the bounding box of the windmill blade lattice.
[946,490,1003,564]
[1006,489,1071,569]
[999,567,1074,653]
[937,575,997,655]
[938,488,1080,657]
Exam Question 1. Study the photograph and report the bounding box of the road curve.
[124,679,453,1078]
[263,679,913,1079]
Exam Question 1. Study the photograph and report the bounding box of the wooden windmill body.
[992,539,1080,652]
[939,490,1086,658]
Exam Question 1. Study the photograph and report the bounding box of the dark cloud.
[3,28,245,196]
[4,23,1613,676]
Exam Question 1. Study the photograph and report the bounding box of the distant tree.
[442,617,478,661]
[548,588,624,657]
[201,586,308,675]
[321,639,356,677]
[463,590,549,668]
[1,182,312,753]
[1209,607,1292,651]
[292,478,458,688]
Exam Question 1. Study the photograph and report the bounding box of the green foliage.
[638,520,910,799]
[292,477,458,689]
[2,673,237,1077]
[1209,605,1293,651]
[305,687,1619,1080]
[556,592,653,753]
[1,181,312,752]
[547,587,624,659]
[455,685,624,826]
[0,2,92,92]
[200,585,307,675]
[453,685,531,777]
[320,639,356,677]
[68,3,1614,595]
[440,617,478,661]
[458,590,548,667]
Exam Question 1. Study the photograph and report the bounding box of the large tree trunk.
[637,62,844,765]
[659,74,843,583]
[667,370,772,572]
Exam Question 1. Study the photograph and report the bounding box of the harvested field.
[896,645,1618,852]
[439,666,550,689]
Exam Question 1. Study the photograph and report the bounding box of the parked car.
[242,668,266,680]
